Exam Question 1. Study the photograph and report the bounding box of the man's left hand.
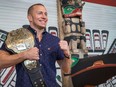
[59,40,70,58]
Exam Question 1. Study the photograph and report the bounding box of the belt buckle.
[24,60,37,70]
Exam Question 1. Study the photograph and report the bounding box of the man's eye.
[45,12,48,16]
[37,12,42,14]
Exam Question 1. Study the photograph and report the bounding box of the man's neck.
[30,25,45,42]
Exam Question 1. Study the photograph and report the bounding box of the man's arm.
[57,56,72,74]
[0,47,39,69]
[57,40,72,74]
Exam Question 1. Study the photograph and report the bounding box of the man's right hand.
[22,47,39,60]
[0,47,39,69]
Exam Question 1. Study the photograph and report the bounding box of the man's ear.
[27,14,32,22]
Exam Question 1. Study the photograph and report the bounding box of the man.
[0,3,72,87]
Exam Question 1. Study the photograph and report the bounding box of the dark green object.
[63,5,76,14]
[71,56,79,68]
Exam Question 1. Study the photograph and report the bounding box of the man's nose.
[42,13,47,18]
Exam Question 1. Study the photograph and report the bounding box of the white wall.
[0,0,58,31]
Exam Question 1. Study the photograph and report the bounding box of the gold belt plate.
[5,28,37,70]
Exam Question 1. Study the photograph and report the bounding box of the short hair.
[27,3,45,15]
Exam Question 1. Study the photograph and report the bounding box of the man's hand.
[59,40,70,58]
[22,47,39,60]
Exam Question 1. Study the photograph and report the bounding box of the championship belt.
[5,28,46,87]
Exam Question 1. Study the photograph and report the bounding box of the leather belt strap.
[5,28,47,87]
[22,61,46,87]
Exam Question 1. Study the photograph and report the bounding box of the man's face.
[28,5,48,29]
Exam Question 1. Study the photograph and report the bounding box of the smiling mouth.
[41,21,47,25]
[40,19,47,23]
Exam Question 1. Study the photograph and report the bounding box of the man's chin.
[37,26,46,29]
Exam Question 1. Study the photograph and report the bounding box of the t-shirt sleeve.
[56,38,65,60]
[56,46,65,60]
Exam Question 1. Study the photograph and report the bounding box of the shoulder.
[45,32,60,41]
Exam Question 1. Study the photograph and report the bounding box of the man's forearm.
[57,57,72,74]
[0,50,26,69]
